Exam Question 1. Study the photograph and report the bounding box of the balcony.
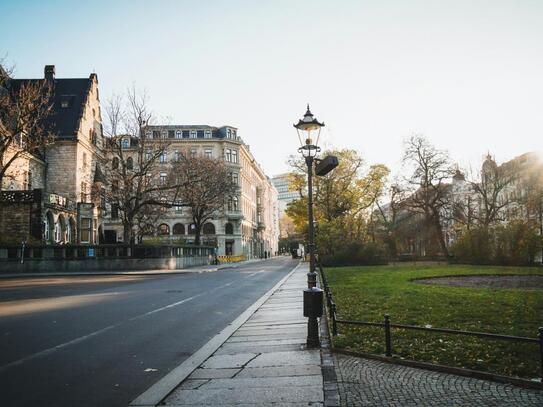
[225,209,243,220]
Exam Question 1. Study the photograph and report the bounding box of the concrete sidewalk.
[131,262,327,406]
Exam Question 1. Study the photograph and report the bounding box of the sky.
[1,0,542,177]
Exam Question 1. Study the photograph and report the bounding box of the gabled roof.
[8,75,93,140]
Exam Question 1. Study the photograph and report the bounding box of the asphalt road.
[0,257,299,407]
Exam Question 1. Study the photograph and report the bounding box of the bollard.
[384,314,392,357]
[539,327,543,382]
[332,303,338,336]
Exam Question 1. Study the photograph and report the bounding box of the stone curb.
[0,258,278,278]
[129,261,302,407]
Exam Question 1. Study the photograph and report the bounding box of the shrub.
[321,241,388,267]
[451,221,541,265]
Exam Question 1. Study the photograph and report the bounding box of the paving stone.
[199,375,322,389]
[334,354,543,407]
[188,368,240,379]
[177,379,209,390]
[214,342,304,355]
[164,385,324,405]
[236,365,322,378]
[226,333,305,342]
[247,350,321,368]
[223,338,305,347]
[201,353,257,369]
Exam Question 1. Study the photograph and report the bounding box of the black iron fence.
[317,262,543,381]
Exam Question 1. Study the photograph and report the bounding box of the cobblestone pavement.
[335,354,543,407]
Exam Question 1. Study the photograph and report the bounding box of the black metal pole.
[305,155,320,347]
[539,327,543,382]
[384,314,392,357]
[306,156,316,288]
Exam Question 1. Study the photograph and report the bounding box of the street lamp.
[294,104,324,347]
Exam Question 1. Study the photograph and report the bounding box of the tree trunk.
[123,221,133,245]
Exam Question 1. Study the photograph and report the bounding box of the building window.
[174,150,181,162]
[112,156,118,169]
[176,130,182,139]
[158,224,170,235]
[121,139,130,149]
[81,218,91,243]
[189,130,196,139]
[197,130,204,138]
[225,149,232,162]
[159,152,167,163]
[126,157,133,170]
[203,223,215,235]
[173,223,185,235]
[160,172,168,184]
[232,150,238,163]
[204,149,212,158]
[232,172,238,185]
[153,130,160,139]
[145,150,152,161]
[111,204,119,219]
[204,130,211,139]
[146,132,152,139]
[182,130,190,139]
[168,130,175,139]
[54,221,61,243]
[225,223,234,235]
[80,182,88,203]
[227,129,231,139]
[190,148,197,157]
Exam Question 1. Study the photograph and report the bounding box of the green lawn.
[325,264,543,379]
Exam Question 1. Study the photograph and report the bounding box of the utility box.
[303,287,323,318]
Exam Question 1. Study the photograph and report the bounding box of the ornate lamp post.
[294,104,324,347]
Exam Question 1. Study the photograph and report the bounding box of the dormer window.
[204,130,211,139]
[176,130,182,139]
[190,130,197,139]
[121,139,130,149]
[60,95,73,108]
[227,129,231,139]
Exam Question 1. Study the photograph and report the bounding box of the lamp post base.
[306,316,320,348]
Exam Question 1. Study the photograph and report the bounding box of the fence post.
[384,314,392,357]
[539,327,543,382]
[332,303,338,336]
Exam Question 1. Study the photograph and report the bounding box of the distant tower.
[482,153,498,183]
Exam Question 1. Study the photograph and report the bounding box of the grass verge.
[326,264,543,380]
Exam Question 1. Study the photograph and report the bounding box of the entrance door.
[225,241,234,256]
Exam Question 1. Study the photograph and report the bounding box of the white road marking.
[0,280,235,372]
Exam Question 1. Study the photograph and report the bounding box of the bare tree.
[375,184,409,257]
[102,87,176,243]
[0,62,54,188]
[402,135,455,257]
[172,153,238,245]
[468,158,518,228]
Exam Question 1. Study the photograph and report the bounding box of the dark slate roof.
[8,77,92,140]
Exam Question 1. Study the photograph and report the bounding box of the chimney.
[44,65,55,81]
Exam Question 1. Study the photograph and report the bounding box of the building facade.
[101,125,279,257]
[0,65,105,245]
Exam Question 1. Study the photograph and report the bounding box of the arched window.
[173,223,185,235]
[112,157,119,170]
[126,157,133,170]
[158,224,170,235]
[225,223,234,235]
[203,223,215,235]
